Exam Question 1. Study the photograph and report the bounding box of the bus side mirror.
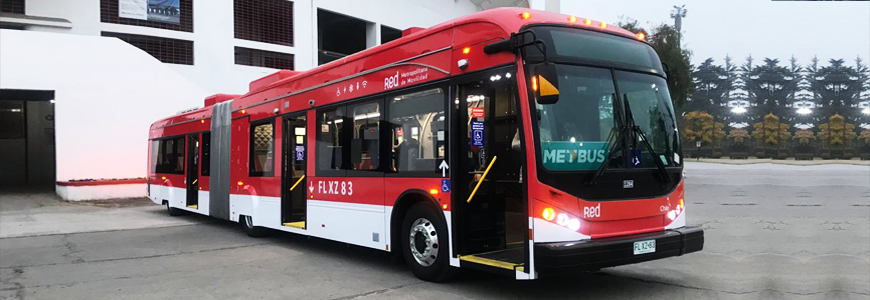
[533,63,559,105]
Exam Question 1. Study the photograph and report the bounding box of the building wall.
[0,30,208,182]
[20,0,485,96]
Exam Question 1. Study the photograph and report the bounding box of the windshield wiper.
[622,94,671,185]
[587,94,626,186]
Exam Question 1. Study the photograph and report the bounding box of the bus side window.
[250,121,275,177]
[389,88,446,174]
[201,132,210,176]
[317,106,347,173]
[349,101,381,171]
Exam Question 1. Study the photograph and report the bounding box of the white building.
[0,0,559,200]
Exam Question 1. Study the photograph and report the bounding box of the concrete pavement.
[1,163,868,300]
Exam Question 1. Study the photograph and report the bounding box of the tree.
[744,58,797,121]
[752,113,791,155]
[682,111,725,148]
[689,58,733,116]
[812,59,861,121]
[618,21,694,110]
[818,114,857,149]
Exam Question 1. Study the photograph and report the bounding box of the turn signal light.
[237,181,244,186]
[429,189,439,195]
[531,76,538,91]
[462,47,470,54]
[521,12,531,19]
[542,208,555,221]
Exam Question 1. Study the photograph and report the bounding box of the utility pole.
[671,5,687,32]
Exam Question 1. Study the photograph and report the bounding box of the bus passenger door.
[186,133,199,209]
[282,114,307,229]
[452,69,526,274]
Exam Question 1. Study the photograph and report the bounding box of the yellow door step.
[186,204,198,209]
[282,221,305,229]
[458,255,523,271]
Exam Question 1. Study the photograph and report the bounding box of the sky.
[561,0,870,68]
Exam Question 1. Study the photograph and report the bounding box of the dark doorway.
[0,89,55,187]
[282,113,307,229]
[186,133,199,208]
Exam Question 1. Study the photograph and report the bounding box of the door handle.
[290,175,306,191]
[467,156,497,203]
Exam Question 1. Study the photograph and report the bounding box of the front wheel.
[241,215,269,237]
[401,203,456,282]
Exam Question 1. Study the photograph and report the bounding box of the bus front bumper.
[534,226,704,272]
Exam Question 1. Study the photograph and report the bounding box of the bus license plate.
[633,240,655,255]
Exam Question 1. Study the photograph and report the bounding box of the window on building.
[101,32,194,65]
[100,0,193,32]
[317,106,347,173]
[317,9,370,65]
[235,47,295,70]
[154,136,185,174]
[234,0,294,46]
[389,88,447,173]
[1,0,24,14]
[250,121,275,176]
[349,101,381,171]
[381,25,402,44]
[201,132,210,176]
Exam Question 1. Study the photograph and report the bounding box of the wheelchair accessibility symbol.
[441,179,450,193]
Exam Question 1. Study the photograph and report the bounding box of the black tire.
[401,202,457,282]
[166,202,185,216]
[241,215,269,237]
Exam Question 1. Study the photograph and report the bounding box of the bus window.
[349,101,381,171]
[201,132,210,176]
[154,136,185,174]
[317,106,347,172]
[389,88,446,173]
[250,121,275,176]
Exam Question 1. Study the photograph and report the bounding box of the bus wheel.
[241,215,269,237]
[166,202,185,216]
[401,203,455,282]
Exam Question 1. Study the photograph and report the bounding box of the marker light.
[585,19,593,26]
[161,176,167,180]
[241,109,246,114]
[567,218,581,231]
[200,119,205,123]
[442,204,448,210]
[429,189,439,195]
[600,22,608,28]
[462,47,471,54]
[531,76,538,92]
[542,208,555,221]
[237,181,244,186]
[556,213,569,226]
[521,12,531,19]
[637,32,646,41]
[568,16,577,23]
[680,198,684,208]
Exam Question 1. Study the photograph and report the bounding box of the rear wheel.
[166,202,185,216]
[401,203,456,282]
[241,215,269,237]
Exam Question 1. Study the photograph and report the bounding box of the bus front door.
[453,70,527,275]
[186,133,199,209]
[282,114,307,229]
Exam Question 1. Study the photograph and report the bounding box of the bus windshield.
[536,65,680,171]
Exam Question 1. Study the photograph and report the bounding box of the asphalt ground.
[1,163,868,300]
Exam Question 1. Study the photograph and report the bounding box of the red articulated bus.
[147,8,703,281]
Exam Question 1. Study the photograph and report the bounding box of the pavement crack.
[0,242,276,270]
[0,268,26,300]
[329,282,424,300]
